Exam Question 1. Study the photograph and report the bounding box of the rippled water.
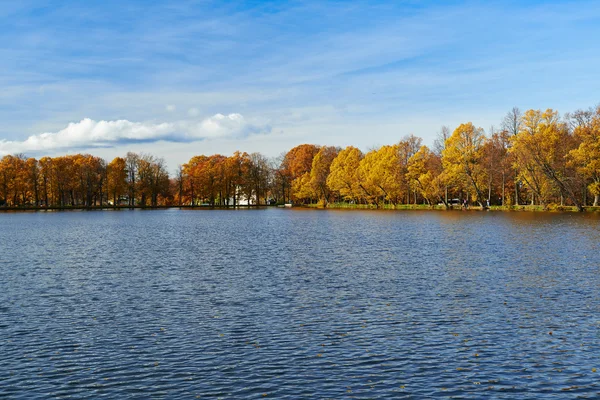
[1,209,600,399]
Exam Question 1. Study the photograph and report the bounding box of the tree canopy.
[2,105,599,210]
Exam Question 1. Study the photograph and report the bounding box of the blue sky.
[1,0,599,169]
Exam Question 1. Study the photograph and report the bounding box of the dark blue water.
[1,209,599,398]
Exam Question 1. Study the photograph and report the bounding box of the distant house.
[227,186,256,206]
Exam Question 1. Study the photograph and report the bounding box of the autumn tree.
[281,144,319,203]
[309,146,339,205]
[137,154,170,207]
[442,122,488,207]
[397,135,422,204]
[358,145,403,207]
[357,149,383,206]
[568,106,600,206]
[432,126,452,204]
[174,165,184,206]
[247,152,271,205]
[482,128,512,205]
[291,173,313,203]
[407,145,446,207]
[25,158,40,206]
[502,107,523,205]
[327,146,363,202]
[72,154,106,206]
[511,109,582,211]
[0,155,16,205]
[107,157,127,206]
[38,156,53,206]
[270,152,289,204]
[126,152,139,206]
[225,151,251,206]
[198,155,226,206]
[183,155,207,206]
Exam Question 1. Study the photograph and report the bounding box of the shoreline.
[305,203,600,213]
[0,204,267,212]
[1,203,599,212]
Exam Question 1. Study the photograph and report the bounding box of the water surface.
[1,209,599,398]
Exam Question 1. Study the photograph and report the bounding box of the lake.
[1,208,599,398]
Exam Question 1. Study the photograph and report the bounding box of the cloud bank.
[0,113,270,155]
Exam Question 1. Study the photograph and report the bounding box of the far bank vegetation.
[1,106,600,211]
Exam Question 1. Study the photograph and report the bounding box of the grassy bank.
[0,204,267,212]
[304,203,440,210]
[1,203,598,212]
[305,202,600,212]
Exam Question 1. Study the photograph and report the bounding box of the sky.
[1,0,599,171]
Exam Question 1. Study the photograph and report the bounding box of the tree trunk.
[501,173,505,206]
[438,195,450,210]
[466,173,486,209]
[179,181,183,206]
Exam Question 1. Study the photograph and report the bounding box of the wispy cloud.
[1,0,600,160]
[0,113,270,155]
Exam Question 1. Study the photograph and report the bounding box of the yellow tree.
[509,110,553,205]
[291,172,313,204]
[358,145,403,207]
[327,146,363,202]
[281,144,319,202]
[483,129,513,206]
[476,127,514,207]
[502,107,523,205]
[397,135,422,204]
[309,146,339,205]
[407,145,446,207]
[511,109,582,210]
[568,106,600,206]
[442,122,488,207]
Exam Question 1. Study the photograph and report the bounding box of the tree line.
[1,106,599,211]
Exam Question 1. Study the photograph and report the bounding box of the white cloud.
[199,113,246,137]
[165,104,176,112]
[188,107,200,117]
[0,113,270,155]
